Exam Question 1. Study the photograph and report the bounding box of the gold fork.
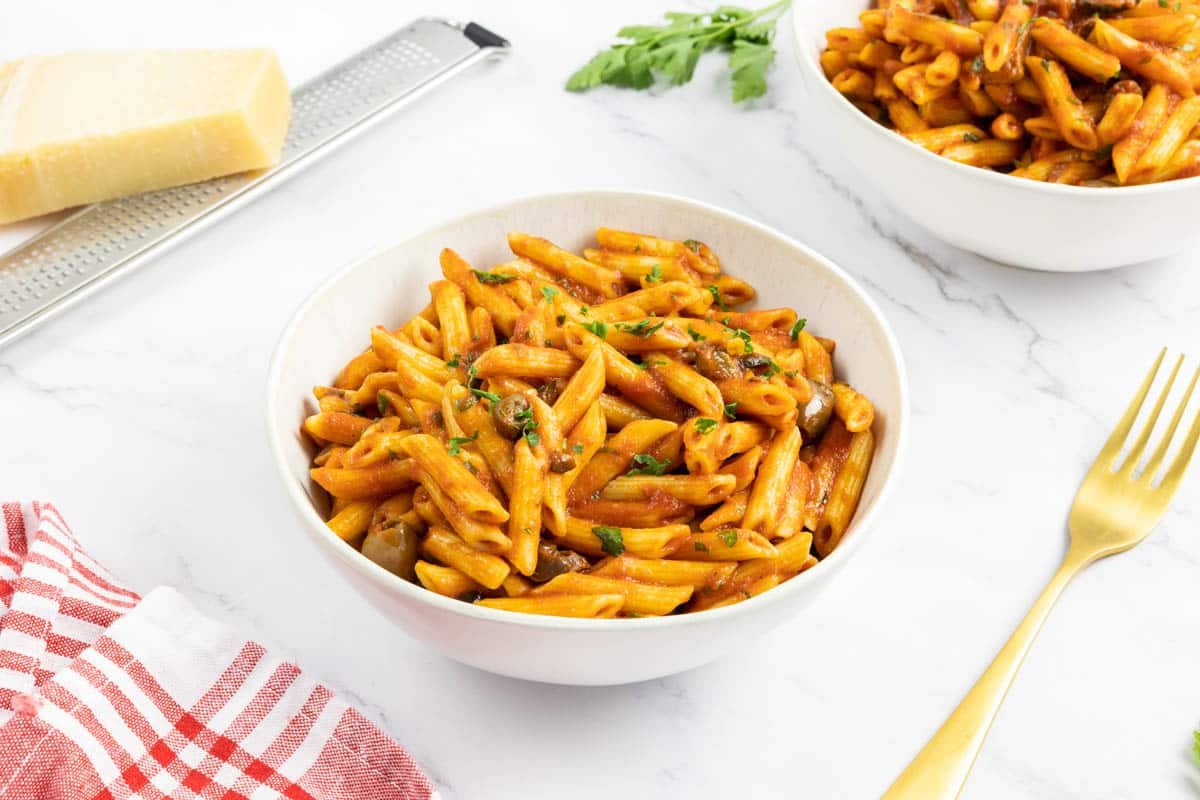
[884,348,1200,799]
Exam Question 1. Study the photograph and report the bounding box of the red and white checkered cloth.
[0,502,436,800]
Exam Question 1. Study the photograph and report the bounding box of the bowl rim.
[266,189,910,631]
[789,5,1200,198]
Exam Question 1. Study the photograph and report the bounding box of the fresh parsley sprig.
[566,1,792,103]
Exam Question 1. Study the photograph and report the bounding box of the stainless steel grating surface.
[0,18,509,347]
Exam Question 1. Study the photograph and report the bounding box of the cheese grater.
[0,18,510,349]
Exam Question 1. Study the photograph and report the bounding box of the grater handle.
[0,18,509,350]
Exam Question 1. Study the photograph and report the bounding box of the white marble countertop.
[3,2,1199,798]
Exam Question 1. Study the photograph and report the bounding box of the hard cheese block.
[0,49,291,224]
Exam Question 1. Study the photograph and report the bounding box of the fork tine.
[1156,366,1200,493]
[1143,363,1199,481]
[1120,354,1183,474]
[1100,348,1165,471]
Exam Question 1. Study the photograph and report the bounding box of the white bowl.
[266,191,909,685]
[791,3,1200,271]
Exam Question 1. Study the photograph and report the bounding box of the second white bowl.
[266,190,908,685]
[791,1,1200,271]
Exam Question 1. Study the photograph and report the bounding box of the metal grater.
[0,18,509,349]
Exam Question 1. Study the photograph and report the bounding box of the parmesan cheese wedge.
[0,49,291,224]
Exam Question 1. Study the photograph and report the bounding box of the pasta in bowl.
[305,229,876,618]
[267,191,907,683]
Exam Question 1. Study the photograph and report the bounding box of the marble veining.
[2,1,1198,798]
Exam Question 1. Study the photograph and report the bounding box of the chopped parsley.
[694,417,719,435]
[683,239,702,253]
[615,319,666,338]
[514,405,540,447]
[592,525,625,556]
[556,313,567,325]
[473,270,515,284]
[717,529,738,547]
[627,453,671,476]
[789,317,807,340]
[688,324,706,342]
[525,432,541,447]
[541,285,559,302]
[471,387,501,404]
[694,541,710,553]
[963,132,982,143]
[446,355,461,369]
[447,432,478,456]
[582,319,609,339]
[572,443,584,454]
[377,393,391,415]
[708,285,729,311]
[723,402,738,420]
[971,55,983,74]
[645,264,663,284]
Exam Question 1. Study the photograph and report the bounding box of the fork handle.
[882,547,1091,799]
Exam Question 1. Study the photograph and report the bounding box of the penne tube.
[556,518,691,559]
[770,460,813,539]
[1127,95,1200,183]
[415,561,482,598]
[418,471,512,552]
[399,434,509,523]
[403,316,442,357]
[583,249,698,285]
[1026,57,1098,151]
[507,439,546,576]
[990,111,1024,140]
[335,349,384,390]
[563,327,685,420]
[907,122,990,151]
[422,526,511,589]
[952,87,997,119]
[803,420,854,533]
[1097,90,1144,145]
[310,459,417,500]
[834,68,876,102]
[1113,83,1172,183]
[743,426,803,533]
[477,594,624,618]
[508,232,623,298]
[673,528,779,561]
[568,419,679,502]
[717,378,798,418]
[718,445,765,492]
[1152,138,1200,181]
[440,248,522,336]
[302,411,371,446]
[926,50,962,86]
[700,489,749,531]
[1108,14,1197,45]
[940,137,1025,166]
[652,358,724,418]
[886,97,931,132]
[889,4,985,55]
[569,497,692,528]
[431,280,470,362]
[597,392,653,429]
[591,555,737,588]
[982,1,1031,72]
[821,48,854,79]
[472,344,581,380]
[1090,19,1194,97]
[815,430,875,557]
[860,39,902,69]
[533,572,694,616]
[826,27,875,52]
[544,402,606,535]
[689,533,816,612]
[1029,18,1121,83]
[600,474,738,506]
[830,383,877,433]
[326,500,375,542]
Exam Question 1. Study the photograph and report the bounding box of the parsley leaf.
[615,319,666,338]
[592,525,625,556]
[471,387,501,404]
[645,264,663,283]
[688,324,706,342]
[627,453,671,476]
[717,529,738,547]
[694,541,710,553]
[723,401,738,420]
[963,131,982,143]
[694,417,719,434]
[377,393,391,415]
[566,1,791,103]
[732,328,754,353]
[789,317,807,340]
[708,285,729,311]
[541,286,559,303]
[447,432,478,456]
[583,320,609,339]
[683,239,703,253]
[525,431,541,447]
[572,443,584,454]
[473,270,515,284]
[445,354,461,368]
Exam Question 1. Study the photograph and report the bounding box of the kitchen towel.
[0,501,436,800]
